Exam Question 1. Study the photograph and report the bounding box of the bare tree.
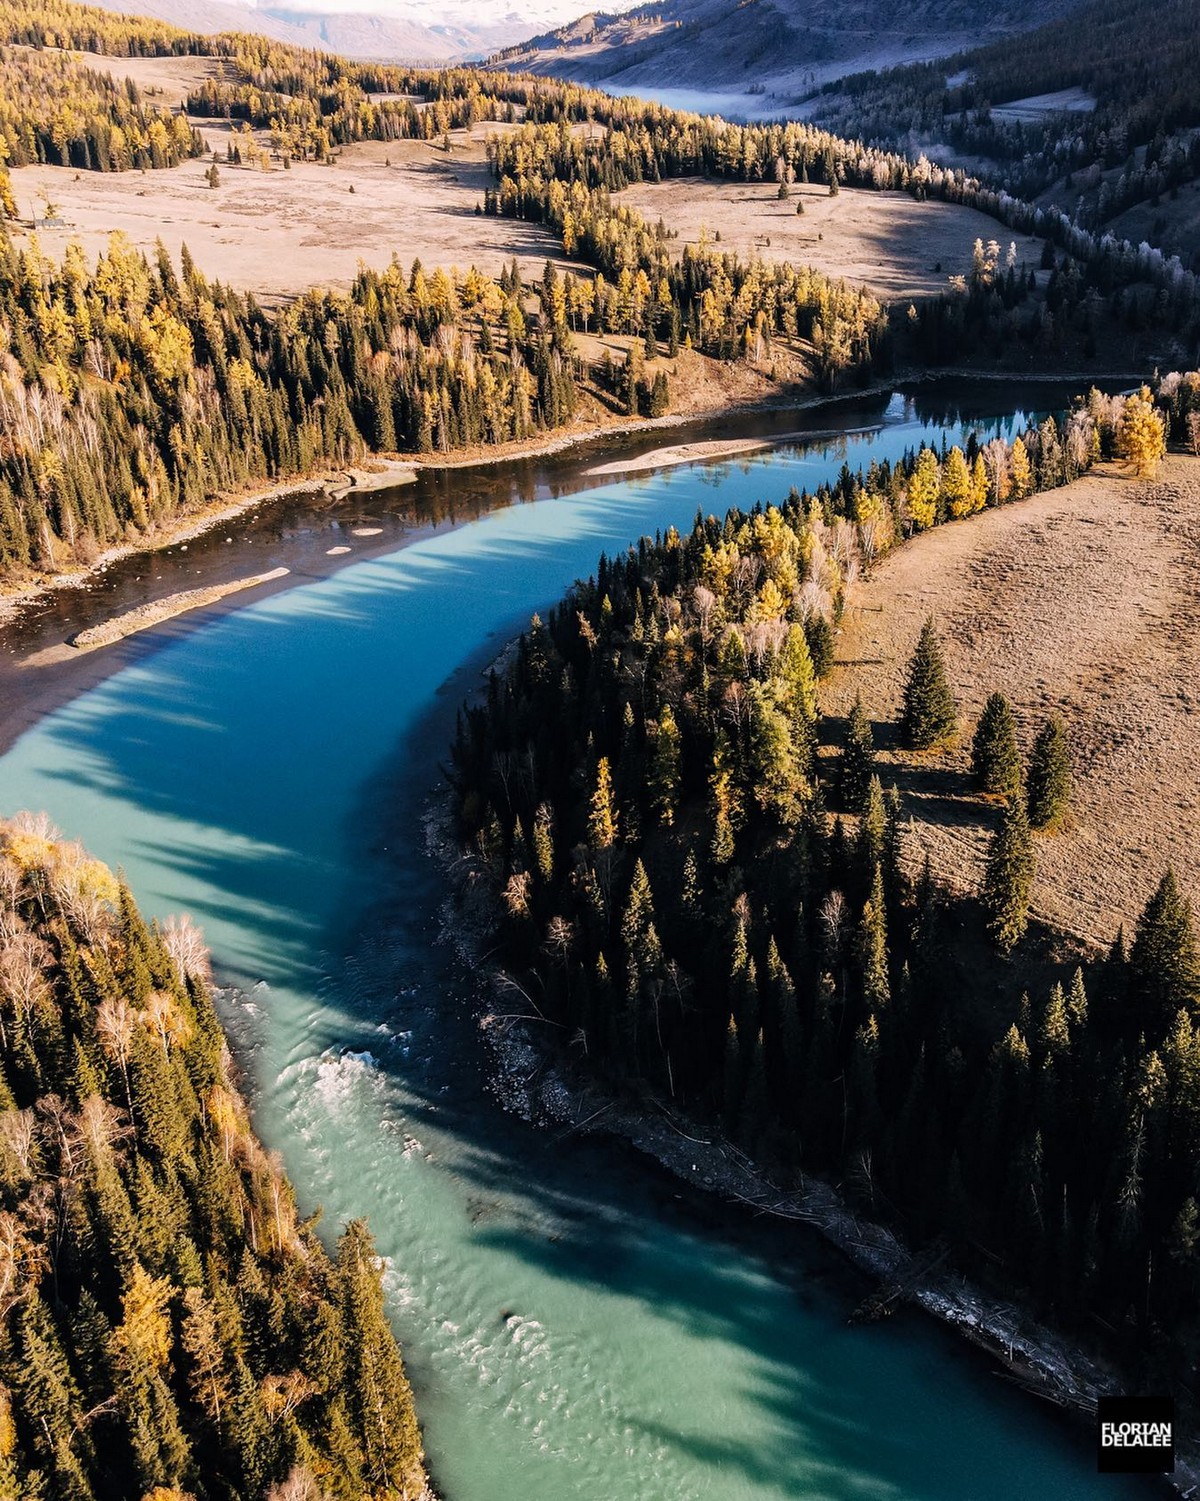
[264,1466,330,1501]
[162,913,211,981]
[96,997,137,1131]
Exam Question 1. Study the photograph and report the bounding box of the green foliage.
[0,0,1172,583]
[0,817,427,1501]
[899,618,957,750]
[0,230,580,577]
[448,463,1200,1385]
[982,796,1036,951]
[970,691,1022,797]
[1026,714,1071,829]
[839,696,875,813]
[803,613,835,679]
[1128,871,1200,1040]
[0,46,204,171]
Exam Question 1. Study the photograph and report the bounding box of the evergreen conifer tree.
[804,612,835,678]
[859,864,890,1012]
[839,695,875,813]
[1128,870,1200,1038]
[899,618,957,750]
[971,691,1022,797]
[1026,714,1071,829]
[982,796,1036,952]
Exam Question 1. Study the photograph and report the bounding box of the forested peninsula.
[0,815,429,1501]
[448,379,1200,1421]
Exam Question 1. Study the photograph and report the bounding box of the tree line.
[483,107,1200,364]
[0,227,589,576]
[809,0,1200,256]
[9,0,1198,350]
[0,44,204,174]
[448,389,1198,1399]
[0,815,427,1500]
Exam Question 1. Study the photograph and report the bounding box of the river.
[0,382,1154,1500]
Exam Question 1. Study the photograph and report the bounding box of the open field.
[9,106,570,300]
[10,50,1047,308]
[988,88,1096,123]
[822,455,1200,949]
[67,47,231,101]
[616,180,1044,301]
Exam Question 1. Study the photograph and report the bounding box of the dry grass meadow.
[822,456,1200,950]
[9,50,1044,308]
[616,178,1045,301]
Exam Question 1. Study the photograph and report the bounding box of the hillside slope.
[496,0,1085,96]
[0,815,429,1500]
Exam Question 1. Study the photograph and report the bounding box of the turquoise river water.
[0,388,1153,1500]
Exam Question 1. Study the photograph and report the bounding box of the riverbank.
[433,792,1195,1492]
[406,379,888,475]
[0,458,419,629]
[0,367,1135,635]
[426,425,1197,1489]
[1,379,1172,1501]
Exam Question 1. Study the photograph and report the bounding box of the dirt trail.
[823,455,1200,948]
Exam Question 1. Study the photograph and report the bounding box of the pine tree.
[970,691,1022,797]
[764,936,801,1092]
[722,1015,741,1124]
[859,864,890,1012]
[804,613,835,678]
[982,796,1036,952]
[899,618,957,750]
[778,623,817,732]
[736,1027,768,1152]
[1026,714,1071,829]
[1128,870,1200,1038]
[336,1221,424,1495]
[839,695,875,813]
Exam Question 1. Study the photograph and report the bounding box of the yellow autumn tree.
[907,447,940,530]
[970,452,988,512]
[942,446,973,519]
[587,757,618,850]
[1117,388,1167,477]
[112,1263,174,1374]
[1010,436,1032,498]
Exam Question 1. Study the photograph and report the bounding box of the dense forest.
[0,814,427,1500]
[0,0,1195,583]
[810,0,1200,241]
[448,383,1200,1393]
[0,226,588,575]
[483,108,1200,358]
[0,44,204,172]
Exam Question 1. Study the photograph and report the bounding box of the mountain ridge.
[493,0,1089,97]
[99,0,640,60]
